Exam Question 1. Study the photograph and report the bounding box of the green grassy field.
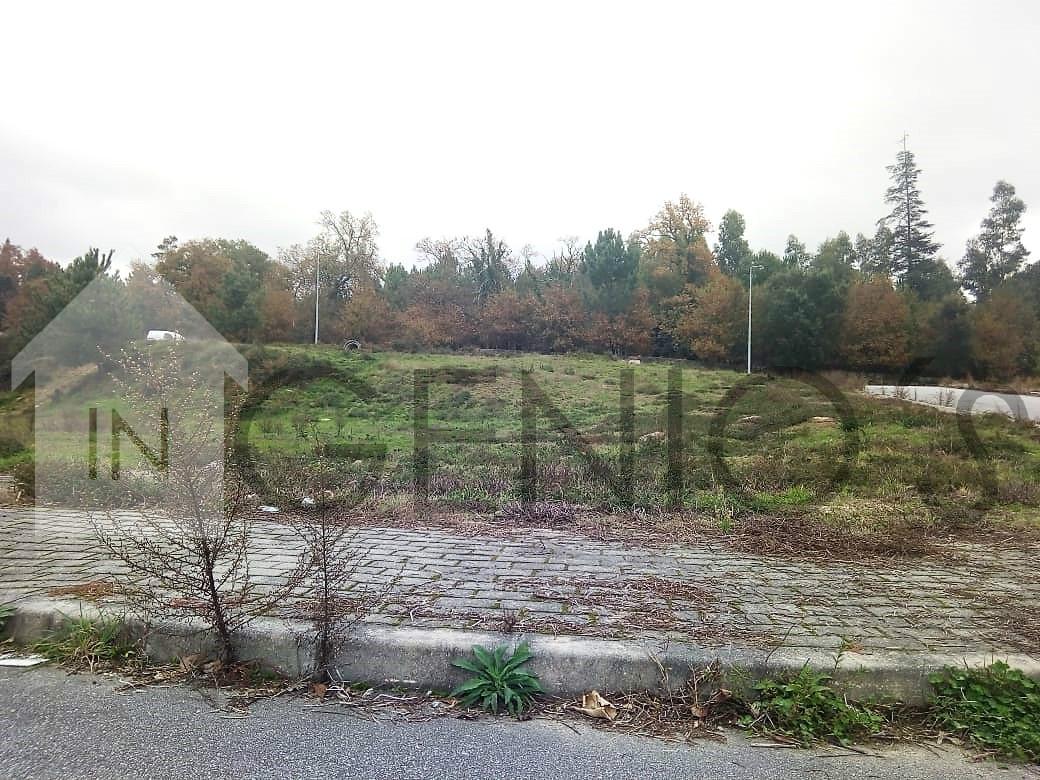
[4,345,1040,544]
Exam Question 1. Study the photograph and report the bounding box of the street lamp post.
[747,264,762,375]
[313,254,320,345]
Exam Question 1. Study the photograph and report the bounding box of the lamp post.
[313,254,320,345]
[747,264,762,375]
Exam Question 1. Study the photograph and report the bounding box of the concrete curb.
[3,596,1039,705]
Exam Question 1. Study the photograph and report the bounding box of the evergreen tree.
[958,180,1029,301]
[151,235,179,263]
[217,240,270,341]
[467,229,513,305]
[756,267,847,370]
[514,254,544,299]
[879,143,941,295]
[1012,259,1040,321]
[581,228,639,316]
[381,263,411,310]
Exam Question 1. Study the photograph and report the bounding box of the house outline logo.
[11,274,248,522]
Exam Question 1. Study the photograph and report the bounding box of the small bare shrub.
[91,347,304,663]
[262,438,378,680]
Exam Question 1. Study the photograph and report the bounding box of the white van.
[146,330,185,343]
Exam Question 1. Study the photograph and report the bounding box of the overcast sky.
[3,1,1039,275]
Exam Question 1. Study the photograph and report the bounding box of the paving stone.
[2,507,1039,659]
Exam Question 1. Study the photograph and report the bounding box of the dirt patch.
[46,580,121,601]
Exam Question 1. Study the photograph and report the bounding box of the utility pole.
[747,264,761,375]
[313,253,320,345]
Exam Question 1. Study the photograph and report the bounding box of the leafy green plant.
[929,662,1040,762]
[741,666,883,746]
[451,642,543,716]
[32,614,137,672]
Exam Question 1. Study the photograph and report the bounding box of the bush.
[929,662,1040,762]
[314,440,378,462]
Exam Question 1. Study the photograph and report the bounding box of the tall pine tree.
[879,141,942,296]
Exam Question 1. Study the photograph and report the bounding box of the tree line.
[1,144,1036,381]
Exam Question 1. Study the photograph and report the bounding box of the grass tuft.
[32,614,138,673]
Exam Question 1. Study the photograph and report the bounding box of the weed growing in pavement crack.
[451,642,543,716]
[32,613,138,673]
[740,665,883,746]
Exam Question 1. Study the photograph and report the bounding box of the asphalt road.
[0,666,1030,779]
[865,385,1040,422]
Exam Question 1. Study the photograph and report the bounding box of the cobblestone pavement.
[2,507,1038,658]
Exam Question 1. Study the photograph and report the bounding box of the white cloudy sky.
[3,1,1039,274]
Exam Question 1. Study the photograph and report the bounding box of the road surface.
[865,385,1040,422]
[0,666,1029,779]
